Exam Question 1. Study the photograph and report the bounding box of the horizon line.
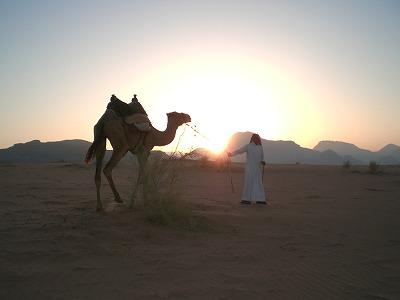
[2,136,398,153]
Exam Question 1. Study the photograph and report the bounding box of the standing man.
[228,133,267,205]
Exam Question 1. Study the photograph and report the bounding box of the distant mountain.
[314,141,374,162]
[226,132,398,165]
[189,148,218,160]
[0,139,167,163]
[0,139,92,163]
[314,141,400,164]
[226,132,341,165]
[378,144,400,162]
[1,136,398,165]
[319,150,344,165]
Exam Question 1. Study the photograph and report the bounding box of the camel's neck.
[151,121,180,147]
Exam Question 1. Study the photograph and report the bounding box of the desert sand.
[1,161,400,299]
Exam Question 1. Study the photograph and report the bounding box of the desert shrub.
[368,161,380,174]
[215,154,230,172]
[142,157,208,231]
[200,154,209,167]
[343,160,351,170]
[144,188,189,226]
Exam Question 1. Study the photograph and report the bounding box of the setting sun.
[136,54,322,154]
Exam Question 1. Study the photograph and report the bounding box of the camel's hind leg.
[103,146,128,203]
[95,138,106,212]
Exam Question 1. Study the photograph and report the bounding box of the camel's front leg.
[94,135,106,212]
[129,150,149,208]
[129,169,142,208]
[95,161,104,212]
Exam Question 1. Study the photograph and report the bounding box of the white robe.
[231,142,266,202]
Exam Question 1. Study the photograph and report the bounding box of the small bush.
[215,154,230,172]
[144,190,189,226]
[142,157,208,231]
[343,160,351,170]
[200,154,209,167]
[368,161,380,174]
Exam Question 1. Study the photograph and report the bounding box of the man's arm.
[228,144,248,157]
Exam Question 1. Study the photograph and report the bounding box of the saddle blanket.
[124,113,151,132]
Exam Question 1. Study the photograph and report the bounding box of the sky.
[0,0,399,153]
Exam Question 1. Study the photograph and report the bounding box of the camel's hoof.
[96,206,104,212]
[114,196,123,203]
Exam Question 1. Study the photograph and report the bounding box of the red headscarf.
[250,133,262,145]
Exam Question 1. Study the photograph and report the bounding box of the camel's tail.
[84,143,96,164]
[84,121,105,164]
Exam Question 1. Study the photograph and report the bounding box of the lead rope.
[168,123,187,159]
[185,123,235,193]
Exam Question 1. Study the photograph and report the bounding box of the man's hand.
[227,152,232,157]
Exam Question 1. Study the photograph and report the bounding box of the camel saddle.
[106,96,151,132]
[124,113,152,132]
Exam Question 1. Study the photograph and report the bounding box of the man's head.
[250,133,262,145]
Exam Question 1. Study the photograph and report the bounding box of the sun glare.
[149,61,281,153]
[127,54,322,154]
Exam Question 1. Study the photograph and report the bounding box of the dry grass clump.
[142,155,208,231]
[342,160,351,170]
[200,154,209,167]
[368,161,380,174]
[215,154,231,172]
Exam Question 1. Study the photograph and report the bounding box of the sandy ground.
[1,161,400,300]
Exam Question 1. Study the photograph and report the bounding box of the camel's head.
[167,112,191,126]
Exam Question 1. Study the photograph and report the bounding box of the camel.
[85,108,191,211]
